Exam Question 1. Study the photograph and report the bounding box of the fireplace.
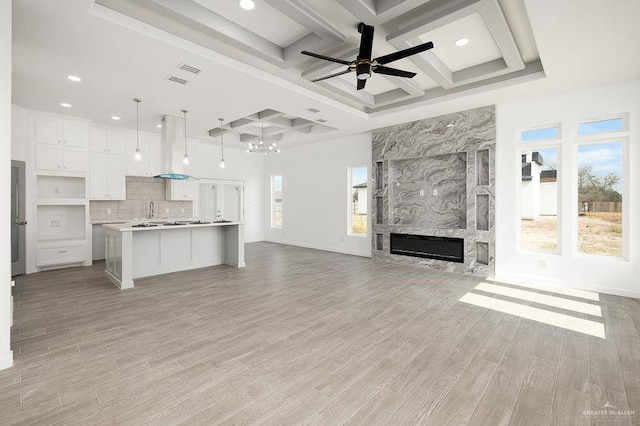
[390,233,464,263]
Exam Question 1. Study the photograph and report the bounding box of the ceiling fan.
[301,23,433,91]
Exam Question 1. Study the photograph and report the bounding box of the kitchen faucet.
[148,201,154,219]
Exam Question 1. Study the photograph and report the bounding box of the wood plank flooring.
[1,242,639,425]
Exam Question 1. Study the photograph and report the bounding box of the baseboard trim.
[0,352,14,370]
[264,239,371,258]
[495,272,640,299]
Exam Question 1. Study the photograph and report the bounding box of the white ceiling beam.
[334,0,377,23]
[265,0,345,42]
[477,0,524,70]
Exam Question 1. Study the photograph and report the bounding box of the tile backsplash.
[90,177,193,221]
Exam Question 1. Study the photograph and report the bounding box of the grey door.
[11,161,26,276]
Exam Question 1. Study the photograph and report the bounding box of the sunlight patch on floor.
[485,277,600,302]
[460,292,606,338]
[475,282,602,317]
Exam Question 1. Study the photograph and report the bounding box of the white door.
[147,135,162,176]
[107,155,126,200]
[90,126,108,153]
[62,120,87,147]
[62,146,87,172]
[34,116,61,145]
[198,183,218,221]
[35,144,61,171]
[106,129,126,155]
[89,153,108,199]
[223,183,242,221]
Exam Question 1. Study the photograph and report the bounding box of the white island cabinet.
[102,222,245,289]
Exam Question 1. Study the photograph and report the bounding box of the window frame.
[271,173,283,229]
[516,126,562,255]
[347,165,369,237]
[573,119,629,260]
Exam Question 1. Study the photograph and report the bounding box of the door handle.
[17,221,27,226]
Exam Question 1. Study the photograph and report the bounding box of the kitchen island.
[102,221,245,289]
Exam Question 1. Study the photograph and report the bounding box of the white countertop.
[103,221,243,232]
[91,219,127,225]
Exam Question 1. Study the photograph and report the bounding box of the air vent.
[177,63,202,74]
[306,108,320,113]
[317,119,328,123]
[167,75,189,85]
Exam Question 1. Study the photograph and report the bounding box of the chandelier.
[247,123,281,154]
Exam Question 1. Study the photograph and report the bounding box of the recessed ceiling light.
[455,38,469,47]
[238,0,255,10]
[67,75,82,82]
[60,102,72,108]
[157,124,162,128]
[111,116,121,121]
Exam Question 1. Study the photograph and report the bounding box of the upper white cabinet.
[89,124,126,200]
[166,179,197,201]
[34,115,88,173]
[90,126,125,154]
[89,153,125,200]
[125,133,161,177]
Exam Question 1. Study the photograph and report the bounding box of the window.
[577,117,625,135]
[349,166,368,235]
[519,126,560,252]
[520,147,560,252]
[577,141,623,257]
[271,174,282,228]
[520,125,560,142]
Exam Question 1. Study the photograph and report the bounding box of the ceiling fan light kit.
[301,22,433,91]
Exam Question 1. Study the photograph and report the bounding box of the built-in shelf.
[476,149,490,186]
[476,194,490,231]
[37,175,85,199]
[476,242,489,265]
[375,161,383,190]
[37,205,86,242]
[376,196,383,225]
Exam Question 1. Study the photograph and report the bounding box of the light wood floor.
[1,242,639,425]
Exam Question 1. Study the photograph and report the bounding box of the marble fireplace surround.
[371,105,495,276]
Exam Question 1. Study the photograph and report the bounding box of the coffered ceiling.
[93,0,543,113]
[11,0,640,148]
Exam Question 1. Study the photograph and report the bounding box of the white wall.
[195,143,264,243]
[0,0,13,369]
[10,105,28,162]
[496,80,640,298]
[263,133,372,257]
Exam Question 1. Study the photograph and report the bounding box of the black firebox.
[390,233,464,263]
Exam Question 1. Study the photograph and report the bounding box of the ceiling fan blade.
[373,66,416,78]
[301,50,351,66]
[357,78,366,91]
[311,68,352,83]
[374,41,434,65]
[358,23,374,61]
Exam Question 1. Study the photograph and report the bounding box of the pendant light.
[182,109,189,165]
[133,98,142,161]
[219,118,226,170]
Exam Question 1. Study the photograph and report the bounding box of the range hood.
[154,114,191,180]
